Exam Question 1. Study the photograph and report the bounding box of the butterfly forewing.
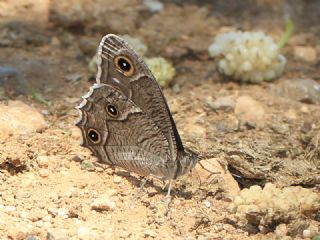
[96,34,184,161]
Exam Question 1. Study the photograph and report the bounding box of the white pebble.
[5,206,16,212]
[203,200,211,208]
[302,229,311,238]
[19,211,29,219]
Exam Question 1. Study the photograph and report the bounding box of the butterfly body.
[76,34,198,180]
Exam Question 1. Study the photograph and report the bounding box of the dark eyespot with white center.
[106,104,118,117]
[87,128,101,144]
[114,55,134,77]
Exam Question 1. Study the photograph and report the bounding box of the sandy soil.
[0,0,319,239]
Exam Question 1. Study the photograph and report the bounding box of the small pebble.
[26,236,38,240]
[47,228,69,240]
[39,169,50,177]
[64,73,82,82]
[113,175,122,184]
[57,208,68,218]
[91,198,116,212]
[203,200,211,208]
[47,207,58,217]
[302,229,311,238]
[42,215,52,222]
[41,109,50,115]
[35,220,43,227]
[72,155,84,163]
[81,160,96,171]
[275,224,288,237]
[19,211,29,219]
[37,155,49,168]
[144,229,158,238]
[5,205,16,212]
[143,0,163,13]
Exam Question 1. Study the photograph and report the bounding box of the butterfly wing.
[76,83,179,179]
[96,34,184,163]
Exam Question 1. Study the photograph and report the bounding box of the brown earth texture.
[0,0,319,239]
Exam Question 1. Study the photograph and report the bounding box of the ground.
[0,0,319,239]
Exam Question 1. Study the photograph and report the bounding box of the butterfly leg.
[164,179,173,207]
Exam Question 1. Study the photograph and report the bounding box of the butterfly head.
[175,148,198,178]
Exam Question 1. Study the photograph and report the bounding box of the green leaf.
[278,18,294,49]
[32,92,51,106]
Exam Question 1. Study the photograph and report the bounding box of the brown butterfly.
[76,34,198,195]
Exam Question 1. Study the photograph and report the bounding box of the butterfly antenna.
[198,161,222,175]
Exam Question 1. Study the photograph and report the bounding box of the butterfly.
[76,34,198,196]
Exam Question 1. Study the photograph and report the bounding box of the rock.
[20,211,29,219]
[275,224,288,237]
[26,236,38,240]
[91,197,116,212]
[47,208,58,217]
[113,175,122,184]
[207,96,235,111]
[143,0,163,13]
[144,229,158,238]
[0,101,46,138]
[38,169,50,178]
[5,205,16,212]
[294,46,317,62]
[194,158,240,197]
[57,208,68,218]
[64,73,82,83]
[47,228,69,240]
[36,156,50,168]
[80,160,95,171]
[234,96,266,128]
[203,200,211,208]
[271,79,320,104]
[42,215,52,222]
[302,229,311,238]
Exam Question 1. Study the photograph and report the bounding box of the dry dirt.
[0,0,319,239]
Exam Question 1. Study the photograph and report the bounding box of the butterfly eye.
[87,128,101,144]
[106,104,118,117]
[114,55,134,77]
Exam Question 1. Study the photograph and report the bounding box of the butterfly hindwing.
[76,83,179,178]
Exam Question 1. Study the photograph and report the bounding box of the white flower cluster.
[229,183,320,215]
[208,31,286,83]
[145,57,176,87]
